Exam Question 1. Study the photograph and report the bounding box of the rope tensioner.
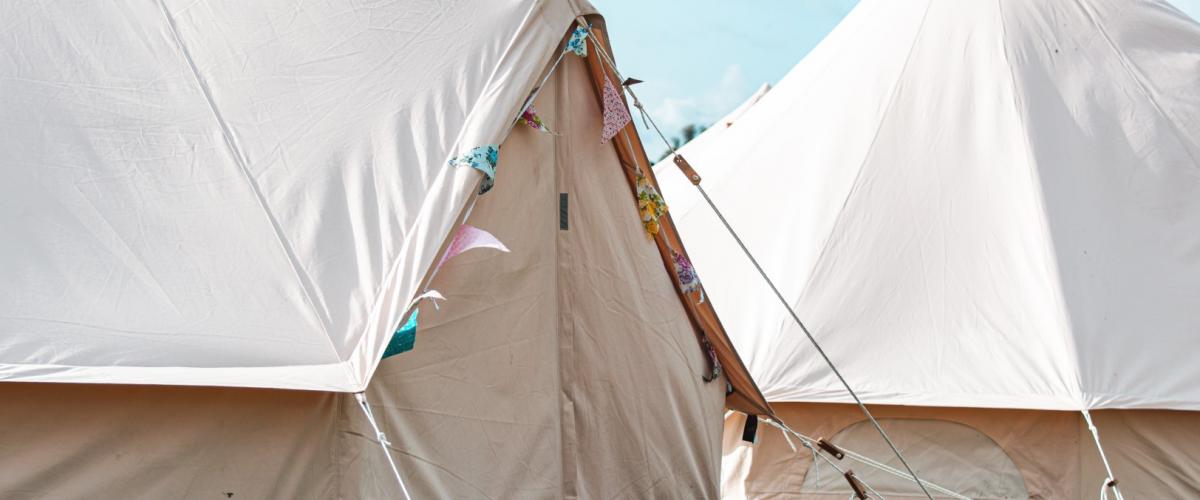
[817,437,846,460]
[580,22,934,500]
[844,469,870,499]
[672,154,702,185]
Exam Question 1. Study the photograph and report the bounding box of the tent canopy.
[656,0,1200,411]
[0,0,769,417]
[0,0,585,391]
[0,4,772,496]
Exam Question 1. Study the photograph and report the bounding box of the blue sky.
[591,0,1200,158]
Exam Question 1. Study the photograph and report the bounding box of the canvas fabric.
[0,0,580,392]
[0,383,340,499]
[0,6,741,498]
[724,403,1200,499]
[653,0,1200,411]
[342,52,726,500]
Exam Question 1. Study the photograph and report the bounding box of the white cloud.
[709,64,750,116]
[652,96,695,132]
[648,64,752,134]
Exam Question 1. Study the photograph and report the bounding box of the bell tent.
[654,0,1200,498]
[0,1,769,498]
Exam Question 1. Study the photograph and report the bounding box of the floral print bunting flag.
[601,76,631,143]
[636,175,667,238]
[565,25,589,56]
[448,145,500,194]
[521,105,552,134]
[672,249,700,296]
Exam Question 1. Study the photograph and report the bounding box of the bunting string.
[421,21,582,354]
[578,20,938,500]
[762,418,887,499]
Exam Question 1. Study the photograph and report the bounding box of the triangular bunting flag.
[565,25,588,56]
[636,175,667,238]
[672,249,700,296]
[601,76,631,143]
[448,145,500,194]
[436,224,510,271]
[521,105,553,134]
[382,309,419,359]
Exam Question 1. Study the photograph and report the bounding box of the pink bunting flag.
[436,224,510,271]
[600,76,631,143]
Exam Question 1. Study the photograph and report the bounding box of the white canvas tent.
[0,1,769,498]
[654,0,1200,497]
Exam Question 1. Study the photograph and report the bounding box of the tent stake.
[355,392,414,500]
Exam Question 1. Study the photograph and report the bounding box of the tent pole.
[355,392,414,500]
[1081,409,1125,500]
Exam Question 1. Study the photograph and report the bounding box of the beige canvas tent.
[0,1,770,498]
[653,0,1200,498]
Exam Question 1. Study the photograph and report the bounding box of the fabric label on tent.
[565,25,588,56]
[382,309,419,359]
[436,224,510,271]
[601,76,631,143]
[521,105,553,134]
[636,175,667,238]
[559,193,569,230]
[448,145,499,194]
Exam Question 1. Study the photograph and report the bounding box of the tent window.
[799,419,1028,499]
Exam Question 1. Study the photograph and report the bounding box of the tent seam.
[346,0,567,389]
[556,50,581,500]
[994,0,1088,411]
[1071,0,1200,166]
[153,0,347,378]
[793,0,935,300]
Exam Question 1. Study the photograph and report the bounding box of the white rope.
[573,21,936,500]
[767,418,887,499]
[763,418,972,500]
[355,392,414,500]
[571,17,964,496]
[688,180,949,494]
[510,48,568,133]
[841,445,970,500]
[600,48,936,498]
[1082,409,1125,500]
